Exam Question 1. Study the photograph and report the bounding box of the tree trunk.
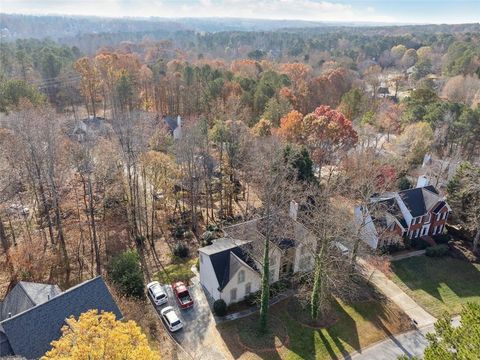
[87,175,101,275]
[474,227,480,254]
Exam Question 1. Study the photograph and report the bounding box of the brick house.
[355,185,451,249]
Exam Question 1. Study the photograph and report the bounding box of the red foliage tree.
[304,105,358,166]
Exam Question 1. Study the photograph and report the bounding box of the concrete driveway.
[151,274,230,360]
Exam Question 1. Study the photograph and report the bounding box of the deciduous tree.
[43,310,158,360]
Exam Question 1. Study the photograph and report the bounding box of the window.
[300,245,307,255]
[230,288,237,302]
[269,269,275,282]
[270,254,277,266]
[443,212,448,220]
[299,256,311,271]
[238,270,245,284]
[421,226,429,236]
[245,283,251,296]
[414,229,420,238]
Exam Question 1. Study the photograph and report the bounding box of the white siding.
[221,265,261,305]
[395,194,413,227]
[355,205,379,249]
[198,252,221,301]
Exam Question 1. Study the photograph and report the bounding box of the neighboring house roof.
[164,116,178,131]
[432,201,446,213]
[378,86,389,94]
[0,276,122,359]
[374,197,408,229]
[199,238,258,291]
[272,237,296,250]
[0,282,61,322]
[398,185,440,217]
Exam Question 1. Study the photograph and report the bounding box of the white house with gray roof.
[199,205,316,305]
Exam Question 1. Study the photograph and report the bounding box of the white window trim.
[238,270,245,284]
[230,288,237,302]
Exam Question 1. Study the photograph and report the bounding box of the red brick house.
[355,185,451,249]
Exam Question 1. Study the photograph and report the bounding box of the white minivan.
[147,281,168,306]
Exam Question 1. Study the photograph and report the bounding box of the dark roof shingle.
[0,277,122,359]
[398,185,439,217]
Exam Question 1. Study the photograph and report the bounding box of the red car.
[172,281,194,309]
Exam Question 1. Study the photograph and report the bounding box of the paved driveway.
[151,275,230,360]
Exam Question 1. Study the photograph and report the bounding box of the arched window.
[238,270,245,284]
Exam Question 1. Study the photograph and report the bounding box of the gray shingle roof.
[398,185,440,217]
[0,282,61,322]
[200,238,259,291]
[0,277,122,359]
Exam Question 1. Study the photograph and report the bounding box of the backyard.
[154,258,197,284]
[218,296,413,360]
[390,256,480,317]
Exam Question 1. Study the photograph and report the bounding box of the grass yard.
[391,256,480,317]
[154,258,197,284]
[218,297,412,360]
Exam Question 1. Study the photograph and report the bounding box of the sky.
[1,0,479,24]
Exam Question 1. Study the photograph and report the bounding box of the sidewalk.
[357,257,436,328]
[350,316,460,359]
[389,249,426,261]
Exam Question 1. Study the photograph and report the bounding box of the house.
[164,115,182,140]
[199,204,316,305]
[377,86,390,98]
[71,116,110,142]
[0,276,122,359]
[355,184,451,249]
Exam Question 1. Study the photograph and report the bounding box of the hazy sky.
[1,0,479,24]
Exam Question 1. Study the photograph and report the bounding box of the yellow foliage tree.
[42,310,158,360]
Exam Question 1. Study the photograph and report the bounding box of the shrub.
[434,234,451,244]
[245,292,259,306]
[173,225,186,239]
[201,231,214,246]
[397,176,412,190]
[108,250,145,298]
[213,299,227,316]
[426,244,449,257]
[414,238,431,250]
[173,243,189,258]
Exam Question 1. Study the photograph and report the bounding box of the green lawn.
[153,258,197,284]
[218,297,412,360]
[391,256,480,317]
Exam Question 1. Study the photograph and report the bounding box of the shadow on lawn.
[393,256,480,303]
[217,292,412,360]
[217,311,283,360]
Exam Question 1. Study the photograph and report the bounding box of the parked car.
[147,281,168,306]
[160,306,183,332]
[172,281,193,309]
